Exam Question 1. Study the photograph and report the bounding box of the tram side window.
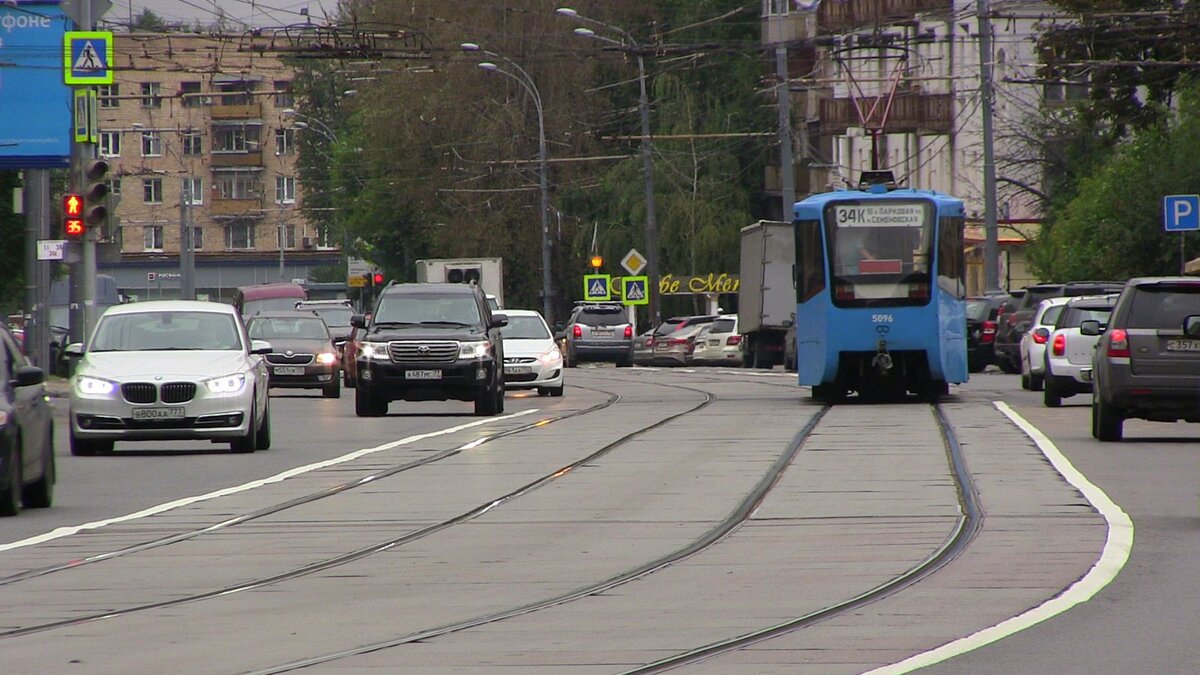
[938,216,966,298]
[795,219,826,302]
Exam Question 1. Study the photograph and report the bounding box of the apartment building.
[96,33,339,302]
[762,0,1058,293]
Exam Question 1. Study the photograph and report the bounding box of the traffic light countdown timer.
[63,193,85,238]
[64,159,110,239]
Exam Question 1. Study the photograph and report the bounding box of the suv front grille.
[161,382,197,404]
[121,382,157,404]
[388,341,459,364]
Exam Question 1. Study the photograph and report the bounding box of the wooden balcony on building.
[210,101,261,119]
[211,149,264,167]
[818,0,953,34]
[209,196,264,218]
[818,92,954,136]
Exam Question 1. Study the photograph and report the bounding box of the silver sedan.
[66,300,273,455]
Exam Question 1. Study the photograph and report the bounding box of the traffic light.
[83,158,110,231]
[589,255,603,270]
[372,272,385,287]
[63,193,85,239]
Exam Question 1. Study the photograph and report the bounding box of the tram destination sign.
[834,203,925,228]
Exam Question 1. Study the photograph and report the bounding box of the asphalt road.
[0,366,1194,673]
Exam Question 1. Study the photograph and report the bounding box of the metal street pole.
[180,177,195,299]
[23,171,51,370]
[775,45,796,220]
[977,0,1001,292]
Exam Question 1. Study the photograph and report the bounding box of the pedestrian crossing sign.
[64,32,114,85]
[583,274,611,301]
[622,276,649,306]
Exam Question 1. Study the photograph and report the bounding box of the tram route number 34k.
[834,204,924,228]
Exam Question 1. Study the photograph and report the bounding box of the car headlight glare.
[206,373,247,394]
[316,352,337,365]
[360,341,390,360]
[539,347,563,365]
[76,375,116,396]
[458,340,491,359]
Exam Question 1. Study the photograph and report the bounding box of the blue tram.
[792,173,967,401]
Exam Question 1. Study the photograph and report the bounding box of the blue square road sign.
[1163,195,1200,232]
[64,31,114,85]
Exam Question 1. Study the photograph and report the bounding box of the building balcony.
[210,101,261,119]
[818,0,953,34]
[211,149,264,167]
[209,196,264,218]
[818,92,954,136]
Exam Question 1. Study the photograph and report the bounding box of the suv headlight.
[76,375,116,397]
[205,373,247,395]
[458,340,492,359]
[360,341,390,360]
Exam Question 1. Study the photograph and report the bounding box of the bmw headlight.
[458,340,492,359]
[360,341,390,360]
[205,372,247,395]
[76,375,116,397]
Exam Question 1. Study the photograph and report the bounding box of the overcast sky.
[113,0,335,30]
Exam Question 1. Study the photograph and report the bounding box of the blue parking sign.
[1163,195,1200,232]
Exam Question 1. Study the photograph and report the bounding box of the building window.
[212,124,259,153]
[225,221,256,250]
[317,223,333,248]
[190,225,204,250]
[274,80,293,107]
[277,223,297,249]
[141,131,162,157]
[141,82,162,108]
[98,84,119,108]
[216,80,255,106]
[763,0,790,16]
[106,178,121,197]
[99,131,121,157]
[213,172,259,200]
[275,175,296,204]
[182,130,203,156]
[180,81,206,108]
[143,225,163,251]
[184,177,204,205]
[274,128,295,155]
[143,178,163,204]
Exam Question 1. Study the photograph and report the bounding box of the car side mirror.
[250,339,273,355]
[1079,320,1101,337]
[350,314,367,329]
[1185,315,1200,338]
[15,365,45,387]
[63,342,85,357]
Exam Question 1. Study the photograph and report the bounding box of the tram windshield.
[825,199,935,306]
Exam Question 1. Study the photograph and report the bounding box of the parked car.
[654,321,711,366]
[632,327,656,366]
[352,283,506,417]
[562,302,633,367]
[65,300,273,455]
[1019,297,1071,391]
[1042,294,1119,407]
[965,294,1006,372]
[690,314,742,366]
[994,282,1123,374]
[0,323,54,516]
[499,309,564,397]
[1090,277,1200,441]
[246,311,342,398]
[989,289,1026,373]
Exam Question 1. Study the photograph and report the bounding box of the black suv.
[993,281,1123,373]
[1089,277,1200,441]
[351,283,507,417]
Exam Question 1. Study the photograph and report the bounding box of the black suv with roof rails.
[993,281,1124,373]
[350,283,507,417]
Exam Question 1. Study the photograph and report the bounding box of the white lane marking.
[0,409,538,553]
[866,401,1133,674]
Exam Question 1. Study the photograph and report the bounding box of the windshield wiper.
[418,320,472,327]
[371,321,420,327]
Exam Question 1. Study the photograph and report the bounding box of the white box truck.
[415,258,505,309]
[738,221,794,368]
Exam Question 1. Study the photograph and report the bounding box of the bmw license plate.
[405,370,442,380]
[274,366,305,375]
[1165,339,1200,352]
[132,407,184,420]
[504,365,533,375]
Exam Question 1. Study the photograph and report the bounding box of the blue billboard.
[0,1,71,168]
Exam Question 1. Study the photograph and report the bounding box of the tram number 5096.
[872,314,894,323]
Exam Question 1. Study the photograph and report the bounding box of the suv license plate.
[274,366,305,375]
[405,370,442,380]
[132,407,185,420]
[592,330,613,337]
[1166,339,1200,352]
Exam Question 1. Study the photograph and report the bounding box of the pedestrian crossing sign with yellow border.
[622,276,648,306]
[583,274,611,301]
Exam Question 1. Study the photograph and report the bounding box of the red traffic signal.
[373,272,384,286]
[64,217,85,239]
[64,194,83,217]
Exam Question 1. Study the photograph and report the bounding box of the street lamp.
[556,7,661,324]
[461,42,555,325]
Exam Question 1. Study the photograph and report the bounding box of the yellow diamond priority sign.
[622,276,649,306]
[621,248,647,276]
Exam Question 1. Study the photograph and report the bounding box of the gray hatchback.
[563,303,633,367]
[1089,277,1200,441]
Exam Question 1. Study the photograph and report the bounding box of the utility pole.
[977,0,1001,292]
[22,171,52,371]
[69,0,103,341]
[180,178,195,300]
[634,52,661,325]
[776,45,796,219]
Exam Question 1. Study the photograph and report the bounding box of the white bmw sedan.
[499,309,564,397]
[66,300,273,455]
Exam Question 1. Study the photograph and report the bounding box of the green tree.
[131,9,170,32]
